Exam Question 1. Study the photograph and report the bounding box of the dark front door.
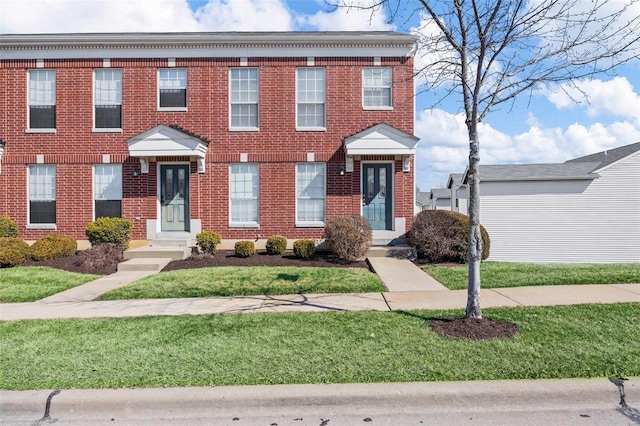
[362,163,392,230]
[160,164,189,232]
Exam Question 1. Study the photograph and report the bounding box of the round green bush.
[324,215,372,261]
[196,231,222,255]
[0,238,31,267]
[409,210,490,263]
[85,217,133,250]
[30,234,77,261]
[293,239,316,260]
[265,235,287,255]
[234,240,255,258]
[0,216,18,238]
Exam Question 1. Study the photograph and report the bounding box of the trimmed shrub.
[235,240,255,258]
[0,216,18,238]
[293,239,316,260]
[0,238,31,267]
[85,217,133,250]
[265,235,287,255]
[409,210,490,263]
[30,234,77,261]
[323,215,372,261]
[196,231,222,255]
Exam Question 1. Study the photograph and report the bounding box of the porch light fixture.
[339,165,345,176]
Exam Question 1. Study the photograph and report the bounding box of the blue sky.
[2,0,639,192]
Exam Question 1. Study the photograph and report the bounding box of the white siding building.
[460,142,640,263]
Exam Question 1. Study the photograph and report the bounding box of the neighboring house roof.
[565,141,640,172]
[446,173,464,188]
[416,191,431,207]
[430,188,450,200]
[461,142,640,184]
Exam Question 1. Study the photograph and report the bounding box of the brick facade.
[0,33,417,243]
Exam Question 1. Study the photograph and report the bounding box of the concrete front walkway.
[1,254,639,321]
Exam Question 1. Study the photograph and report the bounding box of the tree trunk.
[466,123,482,319]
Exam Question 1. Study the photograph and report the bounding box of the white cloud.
[0,0,200,33]
[546,77,640,123]
[300,0,394,31]
[414,108,640,192]
[195,0,293,31]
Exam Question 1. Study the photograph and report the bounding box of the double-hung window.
[94,164,122,219]
[230,68,259,129]
[28,165,56,226]
[229,163,259,226]
[296,163,325,226]
[296,68,325,129]
[94,69,122,130]
[28,70,56,130]
[363,67,392,109]
[158,68,187,109]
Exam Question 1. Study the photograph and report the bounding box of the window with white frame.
[158,68,187,109]
[296,68,325,129]
[94,164,122,219]
[230,68,259,129]
[28,164,56,225]
[94,69,122,129]
[229,163,259,225]
[363,67,392,108]
[296,163,325,225]
[28,70,56,129]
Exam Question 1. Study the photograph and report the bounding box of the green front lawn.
[422,262,640,290]
[98,266,385,300]
[1,303,638,390]
[0,267,100,303]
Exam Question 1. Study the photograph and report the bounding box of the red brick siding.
[1,56,415,240]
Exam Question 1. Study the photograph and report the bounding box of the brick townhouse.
[0,32,418,247]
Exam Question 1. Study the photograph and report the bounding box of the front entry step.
[124,246,191,261]
[117,258,173,272]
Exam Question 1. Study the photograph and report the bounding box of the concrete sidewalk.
[1,255,639,321]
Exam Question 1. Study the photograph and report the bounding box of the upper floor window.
[28,70,56,130]
[94,69,122,130]
[296,68,325,130]
[230,68,259,130]
[296,162,325,226]
[363,67,392,109]
[28,164,56,227]
[229,163,259,226]
[94,164,122,219]
[159,68,187,110]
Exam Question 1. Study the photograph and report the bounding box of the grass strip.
[98,266,385,300]
[0,266,100,303]
[422,261,640,290]
[1,303,638,390]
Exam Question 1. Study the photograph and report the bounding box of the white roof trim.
[0,32,417,60]
[127,125,208,158]
[344,123,419,156]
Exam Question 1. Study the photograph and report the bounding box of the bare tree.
[331,0,640,318]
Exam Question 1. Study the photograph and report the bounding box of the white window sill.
[25,129,56,134]
[295,222,325,228]
[26,224,57,230]
[229,223,260,229]
[363,106,393,111]
[229,127,260,132]
[296,127,326,132]
[158,107,188,112]
[92,128,123,133]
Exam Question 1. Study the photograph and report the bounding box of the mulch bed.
[162,250,369,271]
[430,317,519,340]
